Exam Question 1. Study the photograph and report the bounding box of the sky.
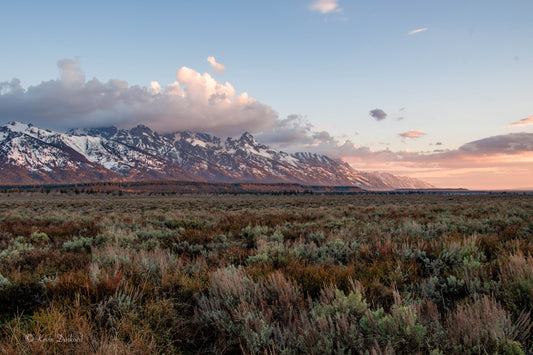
[1,0,532,190]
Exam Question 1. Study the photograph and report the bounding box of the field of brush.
[0,192,532,354]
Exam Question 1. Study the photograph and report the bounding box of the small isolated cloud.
[369,109,387,121]
[309,0,342,14]
[509,115,533,127]
[408,28,428,35]
[207,56,226,74]
[399,130,426,139]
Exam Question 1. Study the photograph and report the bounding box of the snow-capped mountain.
[0,121,433,189]
[0,122,198,183]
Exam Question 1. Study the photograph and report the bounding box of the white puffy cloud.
[0,58,277,136]
[149,81,162,94]
[207,56,226,74]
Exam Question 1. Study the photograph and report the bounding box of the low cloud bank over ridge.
[0,58,276,137]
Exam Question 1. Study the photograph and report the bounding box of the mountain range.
[0,121,433,190]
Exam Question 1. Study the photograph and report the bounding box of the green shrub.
[0,236,35,261]
[30,231,50,244]
[62,236,93,252]
[0,273,12,290]
[361,304,427,352]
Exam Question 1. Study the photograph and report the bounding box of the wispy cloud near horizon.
[309,0,342,14]
[509,115,533,127]
[334,132,533,189]
[408,28,428,35]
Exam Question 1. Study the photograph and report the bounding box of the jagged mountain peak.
[225,131,267,152]
[239,131,255,142]
[67,126,118,139]
[6,121,34,132]
[130,124,155,136]
[4,121,56,140]
[0,122,434,189]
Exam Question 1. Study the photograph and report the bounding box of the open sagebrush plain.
[0,192,532,354]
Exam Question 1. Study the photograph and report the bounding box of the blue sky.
[1,0,533,189]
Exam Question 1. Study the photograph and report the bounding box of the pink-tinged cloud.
[509,115,533,127]
[0,58,277,136]
[399,130,426,138]
[207,56,226,74]
[336,132,533,189]
[408,28,428,35]
[310,0,342,14]
[264,124,533,189]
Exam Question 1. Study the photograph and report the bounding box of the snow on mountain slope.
[1,122,197,182]
[0,121,434,189]
[0,124,124,183]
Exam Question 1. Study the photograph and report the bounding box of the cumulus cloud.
[58,57,85,84]
[408,28,428,35]
[309,0,342,14]
[399,130,426,139]
[0,58,277,136]
[369,109,387,121]
[0,78,23,94]
[258,115,315,147]
[509,115,533,127]
[207,56,226,74]
[256,114,342,154]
